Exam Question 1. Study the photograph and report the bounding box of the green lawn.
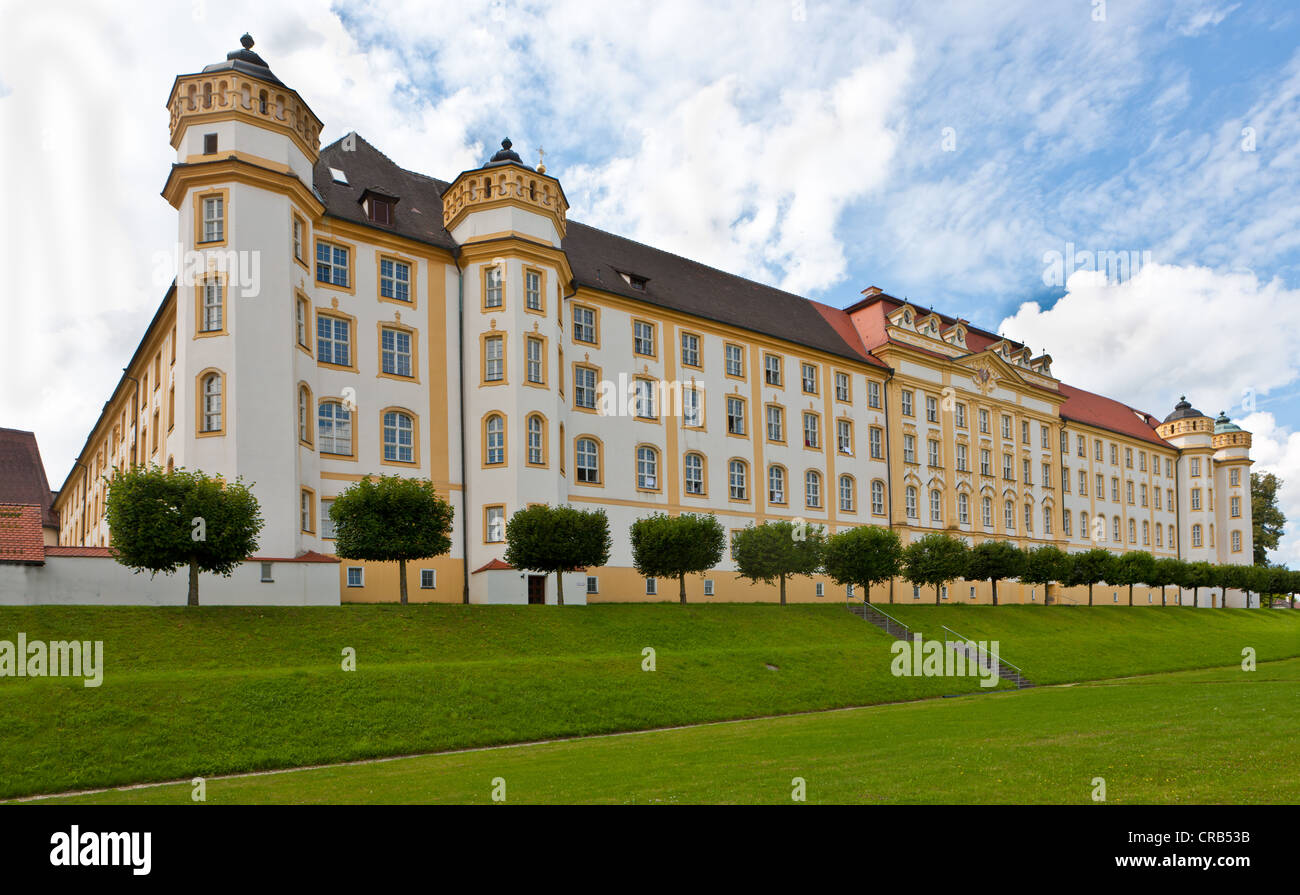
[1,604,1295,801]
[29,659,1300,805]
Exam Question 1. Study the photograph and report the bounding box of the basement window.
[815,582,825,598]
[586,576,599,594]
[645,577,657,595]
[704,579,715,597]
[420,569,436,589]
[347,566,364,587]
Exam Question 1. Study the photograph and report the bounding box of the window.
[1112,517,1121,542]
[525,269,542,311]
[725,343,744,377]
[901,390,914,417]
[576,437,600,483]
[905,486,918,519]
[769,465,786,504]
[260,562,273,582]
[298,386,312,443]
[765,354,782,386]
[1002,454,1013,480]
[1005,500,1015,531]
[1190,457,1202,477]
[956,403,967,428]
[681,332,701,368]
[868,380,881,409]
[1096,473,1105,497]
[1041,424,1049,448]
[484,266,503,309]
[200,373,222,432]
[1231,530,1242,552]
[1023,459,1032,483]
[200,276,224,332]
[346,567,364,588]
[766,405,784,442]
[1191,488,1202,511]
[930,489,942,522]
[420,569,436,589]
[1077,435,1086,457]
[317,315,351,367]
[200,194,224,243]
[526,414,545,466]
[203,133,218,155]
[870,427,883,460]
[1094,439,1103,461]
[805,471,822,508]
[379,258,411,302]
[292,215,305,264]
[684,453,704,494]
[573,305,597,344]
[795,416,816,450]
[296,296,310,349]
[586,576,599,594]
[1229,468,1241,487]
[633,320,655,356]
[645,578,657,595]
[380,327,413,377]
[1165,458,1173,477]
[484,414,506,466]
[1126,481,1135,505]
[839,475,855,511]
[1155,524,1163,547]
[871,481,885,515]
[1042,462,1050,486]
[320,499,336,539]
[928,439,940,467]
[1024,502,1033,532]
[526,337,544,384]
[634,379,657,419]
[979,409,989,434]
[486,506,505,542]
[1061,431,1069,453]
[683,388,702,428]
[835,372,850,402]
[982,496,993,528]
[300,489,314,533]
[729,460,748,500]
[903,435,916,464]
[317,401,352,456]
[1189,524,1202,548]
[704,579,715,597]
[484,335,504,382]
[383,411,415,463]
[926,395,938,423]
[956,443,968,472]
[365,196,393,224]
[980,449,991,476]
[1109,444,1118,465]
[315,240,350,287]
[1063,511,1072,537]
[815,582,825,598]
[726,396,746,435]
[1020,421,1029,443]
[636,446,659,490]
[1154,487,1162,510]
[1078,471,1088,495]
[1230,495,1241,518]
[1001,415,1012,439]
[574,366,598,409]
[958,492,970,524]
[837,419,852,454]
[801,363,818,393]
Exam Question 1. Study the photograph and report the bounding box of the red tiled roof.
[0,428,57,528]
[1057,383,1170,447]
[44,547,342,563]
[249,551,341,563]
[44,545,115,557]
[473,558,514,573]
[0,504,45,564]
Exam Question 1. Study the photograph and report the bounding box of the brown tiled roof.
[0,504,45,564]
[473,558,514,573]
[0,428,57,527]
[313,136,883,366]
[1058,383,1170,448]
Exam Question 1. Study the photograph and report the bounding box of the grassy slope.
[32,659,1300,805]
[877,605,1300,684]
[1,604,1296,799]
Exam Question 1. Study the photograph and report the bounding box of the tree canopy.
[966,540,1023,605]
[901,533,969,604]
[730,520,825,604]
[504,504,612,605]
[822,525,901,603]
[629,512,726,603]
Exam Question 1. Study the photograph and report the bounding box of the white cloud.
[1239,411,1300,565]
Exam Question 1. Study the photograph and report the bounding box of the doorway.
[527,575,546,605]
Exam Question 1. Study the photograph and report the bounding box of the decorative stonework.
[167,72,323,162]
[441,167,569,237]
[1213,430,1252,450]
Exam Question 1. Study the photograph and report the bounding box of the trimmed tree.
[1021,545,1068,605]
[822,525,902,604]
[504,504,612,606]
[1179,560,1216,608]
[1151,557,1185,607]
[901,533,969,605]
[731,520,826,605]
[104,465,263,606]
[629,512,726,604]
[1111,550,1156,607]
[331,475,454,605]
[1066,548,1114,606]
[966,540,1023,606]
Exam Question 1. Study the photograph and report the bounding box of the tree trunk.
[187,557,199,607]
[779,575,786,605]
[991,578,999,606]
[399,560,408,605]
[556,571,565,606]
[679,574,687,605]
[935,584,941,605]
[1194,586,1201,607]
[1088,583,1094,606]
[1128,583,1133,606]
[865,582,871,605]
[1161,585,1166,607]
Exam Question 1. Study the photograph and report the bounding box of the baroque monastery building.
[53,37,1256,606]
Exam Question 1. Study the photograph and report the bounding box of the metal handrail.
[860,602,911,638]
[941,624,1023,675]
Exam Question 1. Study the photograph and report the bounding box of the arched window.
[684,452,704,494]
[768,465,785,504]
[729,460,747,500]
[905,486,918,519]
[576,437,600,483]
[982,496,992,528]
[200,372,222,432]
[958,492,970,524]
[1004,500,1015,531]
[383,410,414,463]
[1142,520,1150,545]
[1155,524,1163,547]
[1112,517,1121,542]
[1024,501,1033,533]
[1191,524,1203,548]
[1081,511,1089,540]
[871,480,885,515]
[1043,504,1053,534]
[318,401,352,455]
[1128,518,1137,543]
[636,446,659,490]
[839,475,854,512]
[526,414,545,466]
[485,414,505,466]
[930,488,942,522]
[806,471,821,508]
[298,386,311,443]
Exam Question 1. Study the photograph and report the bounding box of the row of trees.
[104,466,1298,608]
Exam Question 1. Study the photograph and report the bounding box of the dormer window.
[367,198,392,225]
[618,271,648,291]
[903,310,912,324]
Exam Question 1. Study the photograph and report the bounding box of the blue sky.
[2,0,1299,561]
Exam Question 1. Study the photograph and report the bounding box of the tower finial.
[537,145,546,174]
[240,32,254,50]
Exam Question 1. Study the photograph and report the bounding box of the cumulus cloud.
[1239,411,1300,565]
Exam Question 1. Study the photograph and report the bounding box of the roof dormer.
[888,303,918,330]
[941,321,967,348]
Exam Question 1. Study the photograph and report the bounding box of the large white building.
[53,37,1256,606]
